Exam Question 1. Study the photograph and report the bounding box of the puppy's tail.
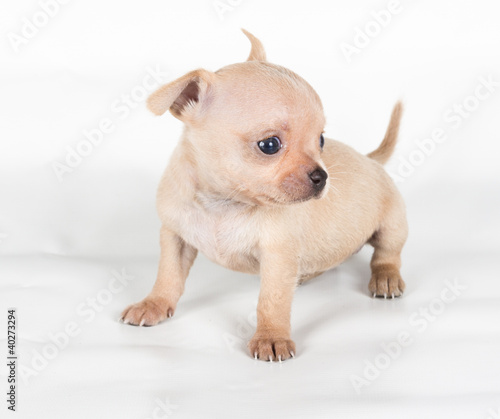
[367,101,403,165]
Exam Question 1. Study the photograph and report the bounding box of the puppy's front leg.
[249,254,298,361]
[121,225,197,326]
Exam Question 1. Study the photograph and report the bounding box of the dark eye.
[258,136,281,155]
[320,134,325,149]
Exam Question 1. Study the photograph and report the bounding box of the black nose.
[308,168,328,192]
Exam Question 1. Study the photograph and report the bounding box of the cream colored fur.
[121,30,408,362]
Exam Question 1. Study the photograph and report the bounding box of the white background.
[1,0,500,418]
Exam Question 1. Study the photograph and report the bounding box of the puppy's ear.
[147,69,214,120]
[241,29,267,62]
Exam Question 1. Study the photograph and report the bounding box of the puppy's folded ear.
[147,69,214,121]
[241,29,267,62]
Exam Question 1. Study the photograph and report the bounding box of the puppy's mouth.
[288,185,329,203]
[219,167,329,207]
[256,182,329,206]
[274,167,329,204]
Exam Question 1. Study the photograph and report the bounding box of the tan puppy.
[121,30,408,362]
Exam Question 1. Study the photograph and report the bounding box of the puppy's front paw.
[248,335,296,362]
[369,264,405,298]
[120,297,174,326]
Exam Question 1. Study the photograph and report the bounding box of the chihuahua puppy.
[121,30,407,362]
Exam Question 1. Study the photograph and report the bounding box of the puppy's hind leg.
[121,225,197,326]
[368,198,408,299]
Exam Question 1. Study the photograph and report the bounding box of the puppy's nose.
[308,168,328,192]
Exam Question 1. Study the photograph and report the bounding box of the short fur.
[121,30,408,362]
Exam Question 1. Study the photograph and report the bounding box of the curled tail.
[367,101,403,165]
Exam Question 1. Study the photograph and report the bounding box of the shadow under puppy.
[121,30,408,362]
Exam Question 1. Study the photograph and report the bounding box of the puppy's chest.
[172,198,260,273]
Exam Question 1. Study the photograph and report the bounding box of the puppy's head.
[147,30,328,206]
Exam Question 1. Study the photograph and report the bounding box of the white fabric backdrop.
[1,0,500,418]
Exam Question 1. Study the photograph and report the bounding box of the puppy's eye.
[258,136,282,155]
[320,134,325,149]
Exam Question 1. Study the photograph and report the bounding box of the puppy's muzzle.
[309,168,328,194]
